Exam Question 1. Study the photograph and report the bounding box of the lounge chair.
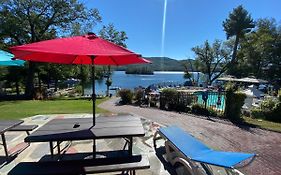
[153,126,255,175]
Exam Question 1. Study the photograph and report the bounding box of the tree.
[182,60,195,85]
[0,0,101,98]
[223,5,255,74]
[99,23,128,96]
[192,40,231,85]
[236,18,281,82]
[104,66,112,96]
[99,23,128,48]
[3,66,25,96]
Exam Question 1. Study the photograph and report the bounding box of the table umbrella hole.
[73,123,80,128]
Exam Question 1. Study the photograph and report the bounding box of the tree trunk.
[227,35,240,76]
[25,62,35,99]
[47,72,50,89]
[38,72,42,90]
[54,79,58,92]
[15,79,20,96]
[231,35,240,63]
[105,66,111,96]
[80,65,85,96]
[208,74,212,85]
[106,77,110,97]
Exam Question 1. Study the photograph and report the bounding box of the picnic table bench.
[0,121,38,157]
[9,124,38,135]
[8,153,150,175]
[0,120,23,157]
[153,126,256,175]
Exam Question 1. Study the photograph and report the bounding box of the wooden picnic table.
[0,120,23,157]
[25,115,145,156]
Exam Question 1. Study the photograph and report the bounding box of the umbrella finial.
[86,32,97,39]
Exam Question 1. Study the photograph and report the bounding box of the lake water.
[84,71,203,95]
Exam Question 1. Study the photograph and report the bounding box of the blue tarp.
[159,126,255,168]
[0,50,25,66]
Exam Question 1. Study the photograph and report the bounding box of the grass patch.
[243,117,281,132]
[0,98,110,120]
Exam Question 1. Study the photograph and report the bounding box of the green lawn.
[0,98,110,120]
[244,117,281,133]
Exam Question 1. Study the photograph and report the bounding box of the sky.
[85,0,281,60]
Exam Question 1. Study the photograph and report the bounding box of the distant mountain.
[115,57,198,72]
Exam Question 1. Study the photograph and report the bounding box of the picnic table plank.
[25,116,145,142]
[25,126,145,142]
[36,120,142,131]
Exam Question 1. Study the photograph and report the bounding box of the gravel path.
[99,97,281,175]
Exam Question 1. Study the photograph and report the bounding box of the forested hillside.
[116,57,197,72]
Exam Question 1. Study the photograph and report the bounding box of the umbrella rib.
[71,55,79,64]
[109,56,119,66]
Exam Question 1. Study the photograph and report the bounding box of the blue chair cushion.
[159,126,255,168]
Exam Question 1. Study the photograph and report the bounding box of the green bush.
[251,98,281,123]
[134,89,144,104]
[118,89,133,104]
[191,104,222,117]
[160,88,178,110]
[74,85,83,94]
[260,98,276,111]
[224,85,246,121]
[208,107,223,117]
[266,102,281,122]
[191,104,209,116]
[251,108,266,119]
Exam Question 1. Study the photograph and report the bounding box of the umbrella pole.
[91,56,96,127]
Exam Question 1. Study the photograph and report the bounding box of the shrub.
[208,107,223,117]
[251,98,281,123]
[118,89,133,104]
[251,108,266,119]
[191,104,222,117]
[224,85,246,121]
[260,98,276,112]
[266,102,281,122]
[160,89,178,110]
[134,89,144,104]
[33,87,47,100]
[191,104,209,116]
[74,85,83,94]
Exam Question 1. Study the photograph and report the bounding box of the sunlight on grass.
[0,98,109,120]
[244,117,281,132]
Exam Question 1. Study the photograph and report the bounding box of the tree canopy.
[0,0,101,44]
[192,40,231,84]
[234,18,281,82]
[223,5,255,75]
[99,23,128,48]
[0,0,130,98]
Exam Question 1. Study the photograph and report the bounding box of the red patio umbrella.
[10,33,150,126]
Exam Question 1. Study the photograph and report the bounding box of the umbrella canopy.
[0,50,25,66]
[10,34,150,126]
[10,34,149,65]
